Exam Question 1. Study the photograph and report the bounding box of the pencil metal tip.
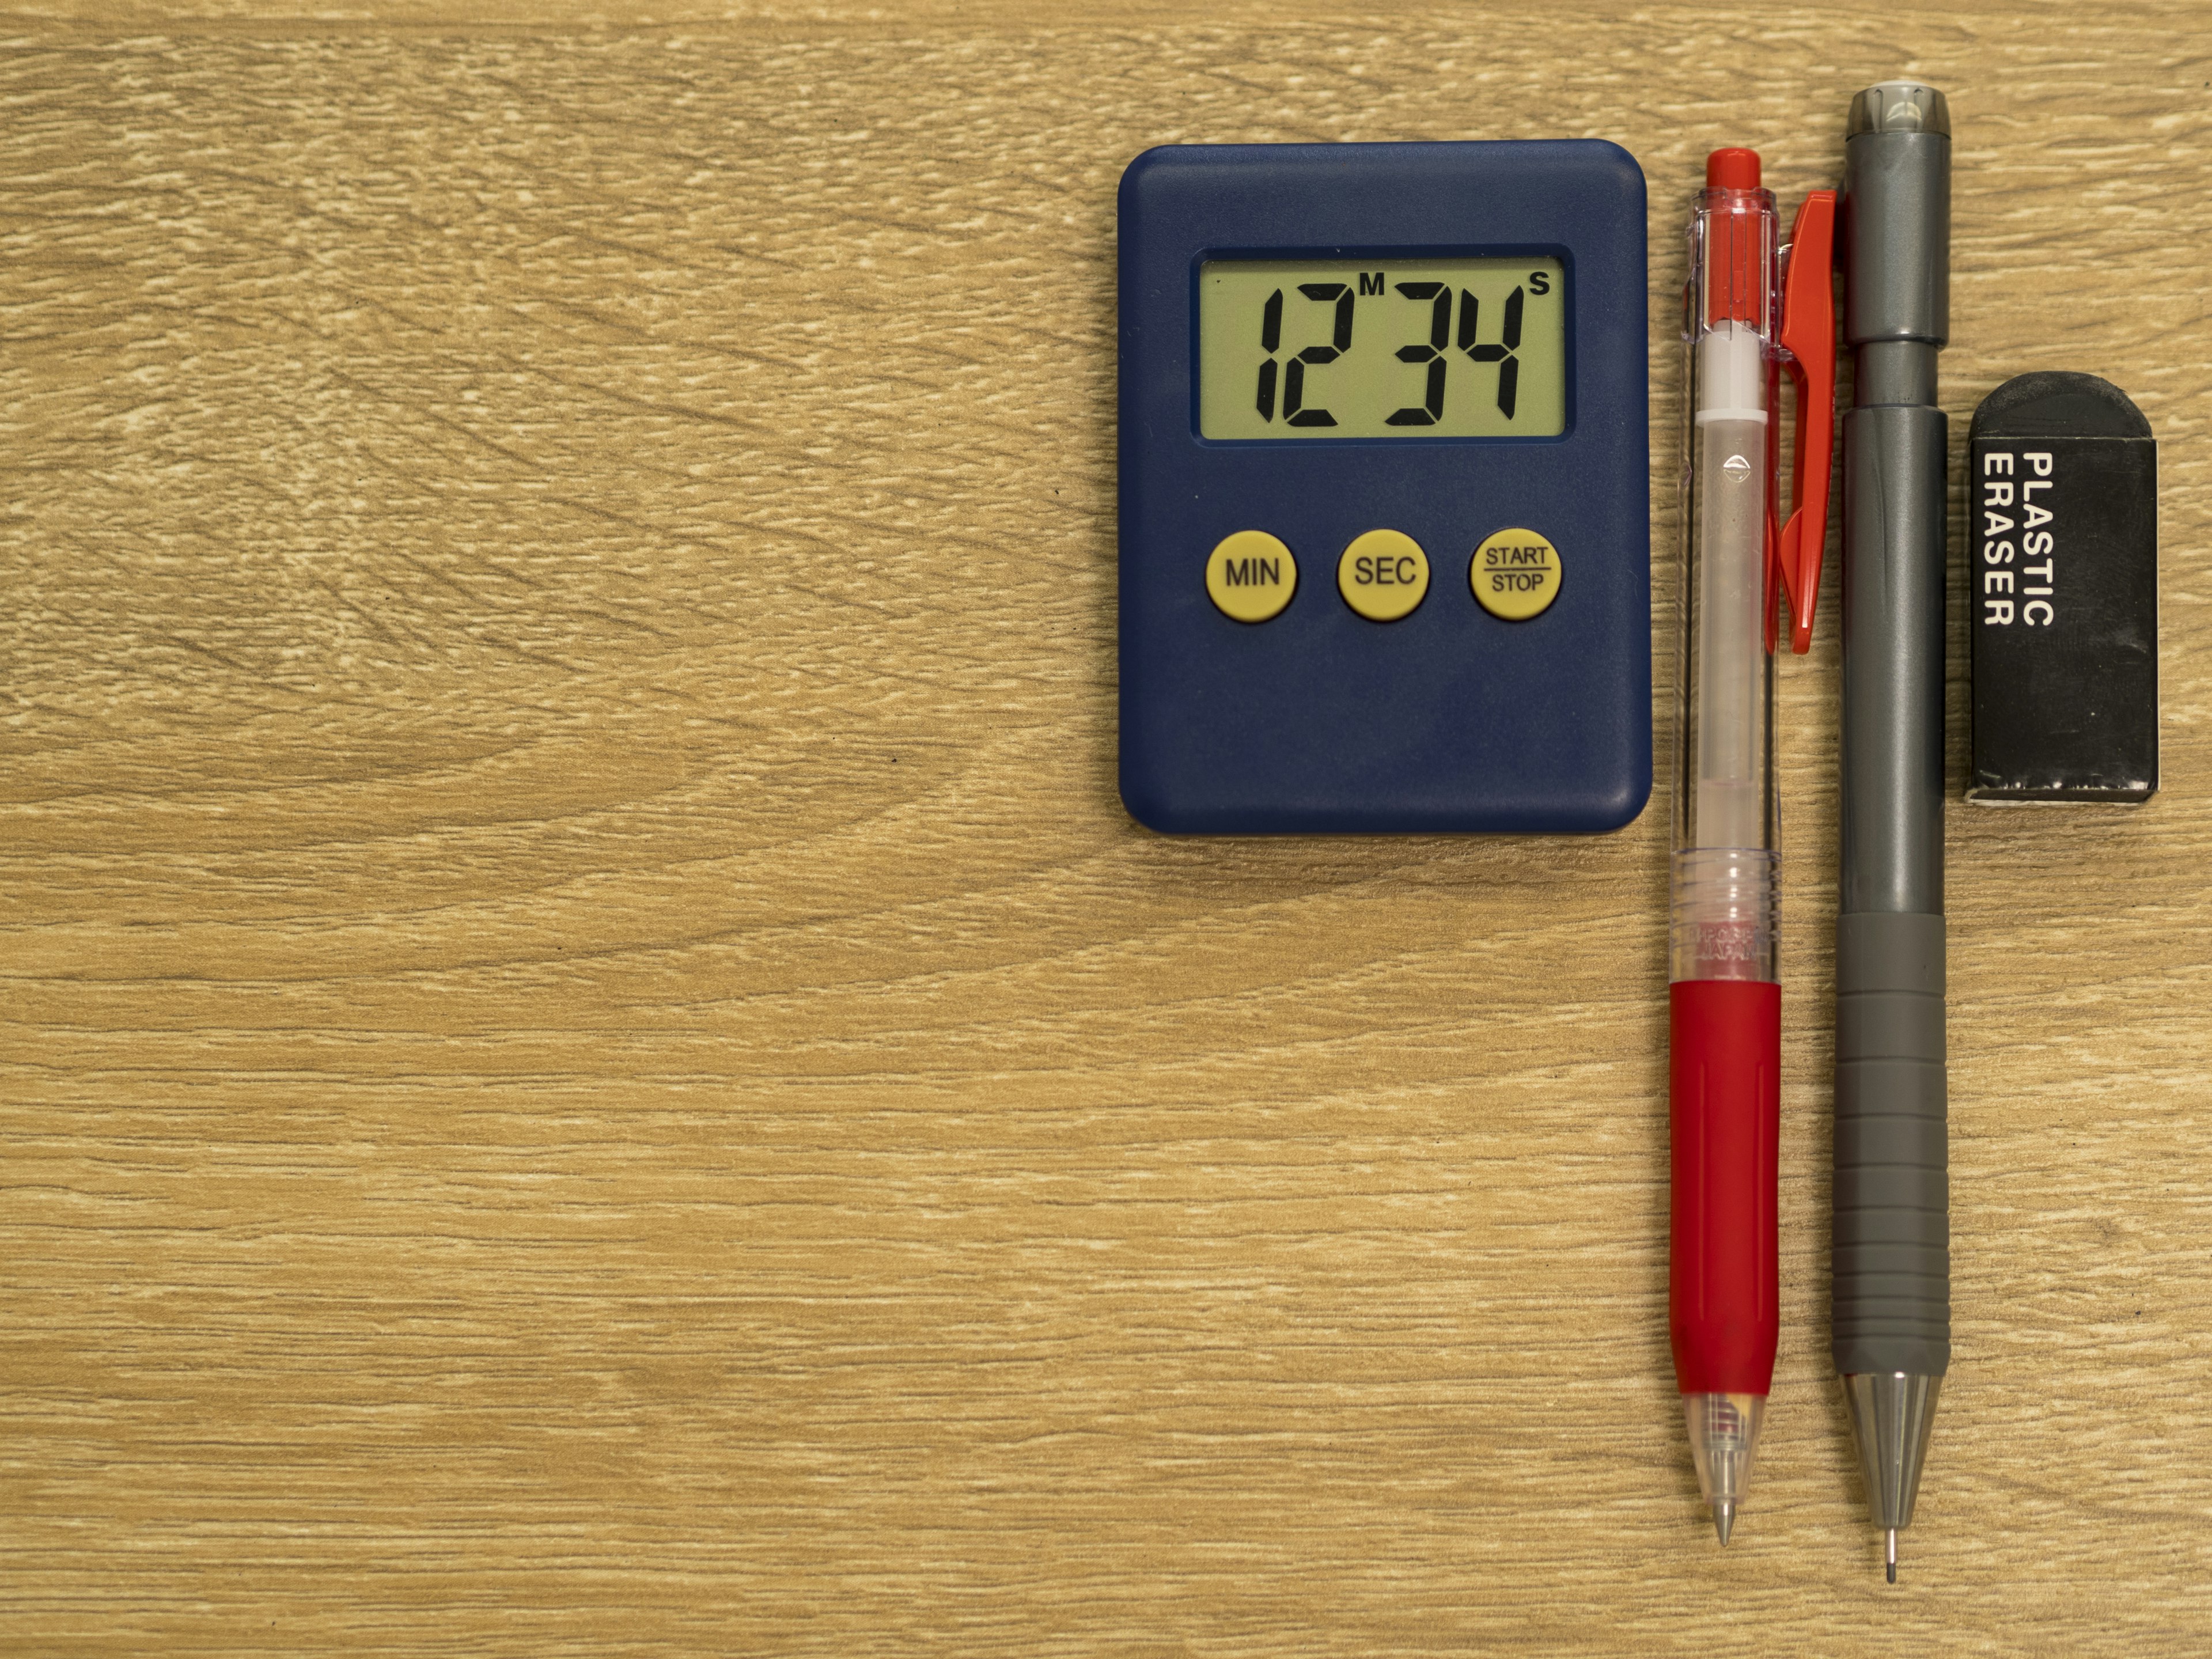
[1887,1528,1898,1584]
[1842,1373,1941,1534]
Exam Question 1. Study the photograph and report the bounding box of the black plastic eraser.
[1967,372,2157,804]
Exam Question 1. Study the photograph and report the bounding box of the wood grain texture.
[3,3,2210,1652]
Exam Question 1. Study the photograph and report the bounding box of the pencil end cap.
[1848,82,1951,139]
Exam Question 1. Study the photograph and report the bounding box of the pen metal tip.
[1887,1528,1898,1585]
[1713,1501,1735,1546]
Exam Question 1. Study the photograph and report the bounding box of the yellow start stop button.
[1205,529,1298,623]
[1471,528,1562,620]
[1337,529,1430,622]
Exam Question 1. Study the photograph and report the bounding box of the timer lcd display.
[1198,257,1566,440]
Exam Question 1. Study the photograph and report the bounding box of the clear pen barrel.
[1673,184,1778,986]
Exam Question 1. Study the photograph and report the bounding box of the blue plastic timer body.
[1118,141,1650,834]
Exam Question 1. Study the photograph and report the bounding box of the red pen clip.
[1762,190,1838,654]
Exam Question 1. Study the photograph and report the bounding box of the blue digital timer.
[1118,141,1650,834]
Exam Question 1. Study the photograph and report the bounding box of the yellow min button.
[1206,530,1298,623]
[1472,527,1562,620]
[1337,529,1430,622]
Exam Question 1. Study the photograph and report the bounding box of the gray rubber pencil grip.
[1833,912,1950,1377]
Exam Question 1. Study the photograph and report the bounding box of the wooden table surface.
[5,2,2210,1652]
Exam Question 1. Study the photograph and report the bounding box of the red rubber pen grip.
[1669,979,1781,1396]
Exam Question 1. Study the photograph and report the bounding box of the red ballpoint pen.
[1670,147,1834,1544]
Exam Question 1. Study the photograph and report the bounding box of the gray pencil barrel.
[1835,88,1952,1385]
[1835,402,1949,1378]
[1838,405,1946,915]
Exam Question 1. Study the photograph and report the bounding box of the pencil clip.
[1767,189,1838,656]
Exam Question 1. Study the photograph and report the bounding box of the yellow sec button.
[1206,530,1298,623]
[1337,529,1430,622]
[1471,527,1563,620]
